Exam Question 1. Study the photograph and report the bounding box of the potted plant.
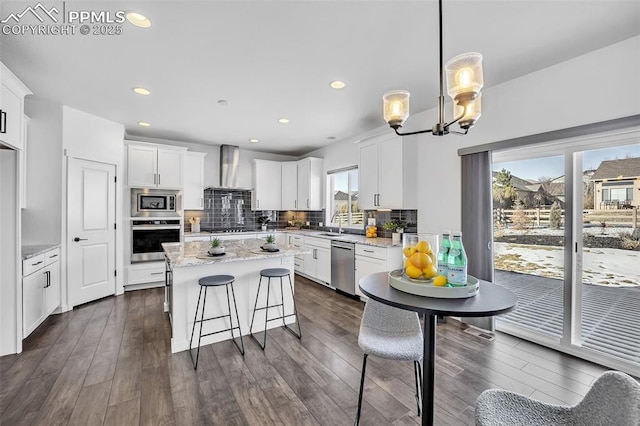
[263,234,277,251]
[257,215,271,231]
[383,219,407,243]
[208,238,225,255]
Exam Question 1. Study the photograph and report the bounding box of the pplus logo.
[1,2,126,36]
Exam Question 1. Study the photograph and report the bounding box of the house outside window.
[326,168,362,229]
[591,157,640,209]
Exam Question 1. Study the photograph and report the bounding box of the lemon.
[403,246,416,258]
[405,258,413,268]
[409,252,432,269]
[422,265,438,279]
[405,265,423,279]
[433,275,447,287]
[415,241,432,254]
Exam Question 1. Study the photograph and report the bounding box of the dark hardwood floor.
[1,275,610,425]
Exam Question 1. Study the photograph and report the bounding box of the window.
[326,168,362,228]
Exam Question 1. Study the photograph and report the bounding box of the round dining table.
[359,272,518,426]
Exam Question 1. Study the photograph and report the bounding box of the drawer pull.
[32,260,43,266]
[364,249,375,253]
[150,272,164,275]
[48,254,59,259]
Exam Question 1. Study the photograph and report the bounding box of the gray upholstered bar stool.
[249,267,301,350]
[355,299,423,425]
[189,274,244,369]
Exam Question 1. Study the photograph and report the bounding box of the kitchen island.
[163,239,309,353]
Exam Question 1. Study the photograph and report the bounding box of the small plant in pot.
[263,234,277,251]
[257,216,271,231]
[208,238,225,255]
[383,219,407,243]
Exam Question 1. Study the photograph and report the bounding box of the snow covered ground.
[494,241,640,288]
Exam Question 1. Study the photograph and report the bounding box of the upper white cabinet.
[252,159,281,210]
[126,143,185,189]
[183,152,206,210]
[297,157,323,211]
[280,157,323,211]
[281,162,298,210]
[0,63,32,150]
[358,135,417,210]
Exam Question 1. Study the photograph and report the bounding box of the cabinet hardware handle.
[73,237,88,242]
[150,272,164,275]
[158,174,161,185]
[153,174,156,185]
[0,110,6,134]
[307,199,310,208]
[364,249,374,253]
[48,254,58,259]
[32,260,43,266]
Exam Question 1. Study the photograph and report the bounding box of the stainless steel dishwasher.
[331,240,355,295]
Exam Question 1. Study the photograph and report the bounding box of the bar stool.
[189,274,244,369]
[249,268,301,350]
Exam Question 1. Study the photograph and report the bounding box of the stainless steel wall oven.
[131,219,181,262]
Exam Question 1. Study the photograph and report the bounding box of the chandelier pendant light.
[383,0,483,136]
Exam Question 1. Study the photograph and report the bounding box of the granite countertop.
[184,229,401,248]
[163,239,310,268]
[22,244,61,260]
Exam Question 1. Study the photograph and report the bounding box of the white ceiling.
[1,0,639,156]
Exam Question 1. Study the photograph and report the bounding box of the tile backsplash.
[184,189,418,236]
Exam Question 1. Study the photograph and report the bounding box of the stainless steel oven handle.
[131,226,181,231]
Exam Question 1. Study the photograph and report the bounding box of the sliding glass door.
[491,137,640,374]
[491,154,566,341]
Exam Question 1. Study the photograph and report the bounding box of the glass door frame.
[491,128,640,377]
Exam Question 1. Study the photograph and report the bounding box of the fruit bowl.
[402,233,439,281]
[388,270,479,298]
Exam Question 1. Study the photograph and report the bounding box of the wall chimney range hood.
[205,144,252,191]
[220,144,239,188]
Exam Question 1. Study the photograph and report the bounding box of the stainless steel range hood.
[220,144,239,188]
[205,144,252,191]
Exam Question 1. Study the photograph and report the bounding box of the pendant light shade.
[445,52,483,106]
[383,90,410,129]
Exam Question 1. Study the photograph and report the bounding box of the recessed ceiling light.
[126,12,151,28]
[132,87,150,96]
[217,99,230,106]
[250,139,259,143]
[138,121,151,127]
[278,118,290,124]
[330,81,346,89]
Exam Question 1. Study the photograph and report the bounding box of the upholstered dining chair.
[475,370,640,426]
[355,299,423,425]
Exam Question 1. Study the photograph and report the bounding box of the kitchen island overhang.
[163,240,309,354]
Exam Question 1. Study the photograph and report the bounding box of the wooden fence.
[495,207,638,228]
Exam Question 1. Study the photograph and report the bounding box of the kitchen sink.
[318,232,342,237]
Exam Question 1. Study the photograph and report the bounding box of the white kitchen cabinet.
[281,162,298,210]
[302,236,331,285]
[354,244,402,299]
[183,152,206,210]
[0,63,31,151]
[22,248,60,338]
[358,135,417,210]
[252,159,281,210]
[127,143,185,189]
[287,234,304,272]
[297,157,323,211]
[19,115,29,209]
[126,261,165,286]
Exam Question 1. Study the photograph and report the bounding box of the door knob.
[73,237,88,242]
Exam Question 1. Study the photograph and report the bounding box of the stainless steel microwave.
[131,189,180,216]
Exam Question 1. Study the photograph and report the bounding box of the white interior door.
[68,158,116,307]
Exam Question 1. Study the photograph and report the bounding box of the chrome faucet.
[330,211,343,234]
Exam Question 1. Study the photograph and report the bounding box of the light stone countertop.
[163,239,310,268]
[184,229,401,248]
[22,244,61,260]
